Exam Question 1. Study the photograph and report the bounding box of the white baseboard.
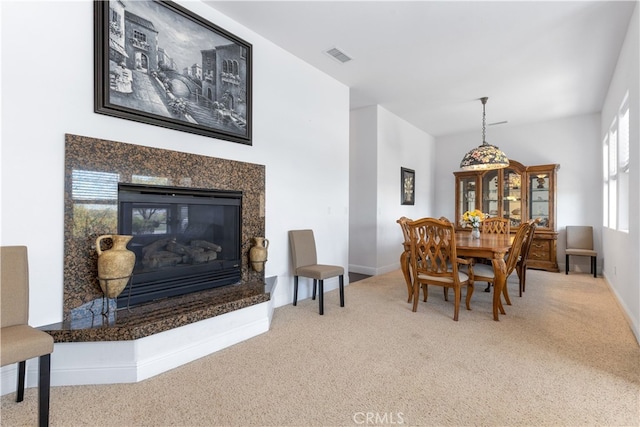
[348,263,399,276]
[1,277,278,395]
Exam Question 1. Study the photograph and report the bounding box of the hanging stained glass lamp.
[459,97,509,170]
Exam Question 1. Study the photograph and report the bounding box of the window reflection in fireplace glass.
[132,207,168,235]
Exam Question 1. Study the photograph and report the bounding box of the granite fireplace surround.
[45,134,268,342]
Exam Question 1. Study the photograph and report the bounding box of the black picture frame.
[401,167,415,205]
[95,0,252,145]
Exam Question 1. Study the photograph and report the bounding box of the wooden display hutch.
[454,160,559,272]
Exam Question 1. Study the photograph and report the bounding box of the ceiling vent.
[324,47,352,64]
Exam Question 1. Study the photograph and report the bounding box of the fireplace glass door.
[118,184,242,308]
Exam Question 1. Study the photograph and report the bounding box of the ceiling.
[205,1,636,137]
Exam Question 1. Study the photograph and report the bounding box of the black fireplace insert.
[117,183,242,308]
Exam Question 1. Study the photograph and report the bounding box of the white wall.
[349,106,378,273]
[0,0,350,327]
[600,4,639,340]
[349,105,435,275]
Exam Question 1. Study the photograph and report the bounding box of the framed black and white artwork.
[95,0,252,144]
[401,167,415,205]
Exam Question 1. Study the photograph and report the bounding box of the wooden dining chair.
[396,217,414,303]
[516,219,539,296]
[471,221,531,306]
[477,217,511,291]
[407,217,474,321]
[482,217,510,235]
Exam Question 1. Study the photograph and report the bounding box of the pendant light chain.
[481,97,487,145]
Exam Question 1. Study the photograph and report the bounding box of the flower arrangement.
[462,209,486,229]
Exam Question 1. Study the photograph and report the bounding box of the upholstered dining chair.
[565,226,597,277]
[1,246,54,427]
[515,219,539,296]
[289,230,345,315]
[407,217,474,321]
[471,221,531,306]
[482,217,510,235]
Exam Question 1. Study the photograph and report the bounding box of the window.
[618,96,629,231]
[603,92,630,232]
[133,30,147,43]
[602,137,608,227]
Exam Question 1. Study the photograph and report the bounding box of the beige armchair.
[565,226,597,277]
[289,230,345,315]
[1,246,54,427]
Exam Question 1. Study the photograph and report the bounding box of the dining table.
[455,232,514,321]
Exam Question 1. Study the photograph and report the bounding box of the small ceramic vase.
[249,237,269,272]
[96,235,136,298]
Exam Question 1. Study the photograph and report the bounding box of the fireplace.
[117,184,242,308]
[62,134,266,326]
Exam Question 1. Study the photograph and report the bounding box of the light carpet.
[2,269,639,426]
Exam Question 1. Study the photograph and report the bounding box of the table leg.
[491,255,507,321]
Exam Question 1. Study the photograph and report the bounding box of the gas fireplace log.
[142,238,175,256]
[192,251,218,263]
[166,241,196,256]
[190,240,222,252]
[142,251,184,269]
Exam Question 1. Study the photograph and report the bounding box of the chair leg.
[39,354,51,427]
[318,280,324,315]
[502,281,512,306]
[339,275,344,307]
[293,276,299,306]
[312,279,317,300]
[566,254,569,274]
[452,287,461,321]
[16,360,26,402]
[592,256,597,278]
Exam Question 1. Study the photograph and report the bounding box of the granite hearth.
[48,134,268,342]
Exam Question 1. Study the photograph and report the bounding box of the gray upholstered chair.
[565,226,597,277]
[1,246,54,427]
[289,230,344,315]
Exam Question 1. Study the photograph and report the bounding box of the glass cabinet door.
[457,177,477,219]
[529,173,550,228]
[503,168,522,228]
[482,171,499,217]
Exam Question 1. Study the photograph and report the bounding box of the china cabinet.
[454,160,559,272]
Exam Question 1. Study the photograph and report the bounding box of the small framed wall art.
[401,167,415,205]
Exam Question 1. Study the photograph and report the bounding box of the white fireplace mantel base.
[0,277,277,395]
